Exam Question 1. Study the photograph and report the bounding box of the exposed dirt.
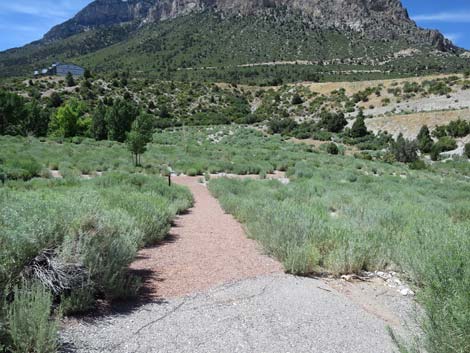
[365,109,470,139]
[130,176,283,299]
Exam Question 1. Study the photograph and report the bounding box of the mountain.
[43,0,454,51]
[0,0,468,83]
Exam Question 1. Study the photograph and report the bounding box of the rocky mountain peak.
[42,0,455,52]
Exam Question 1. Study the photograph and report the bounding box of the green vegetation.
[431,137,458,161]
[390,134,418,163]
[0,127,318,180]
[417,125,433,154]
[0,173,192,351]
[127,113,153,166]
[209,154,470,353]
[465,143,470,159]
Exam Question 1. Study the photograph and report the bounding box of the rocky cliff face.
[42,0,455,51]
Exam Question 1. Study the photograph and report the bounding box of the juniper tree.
[350,110,368,138]
[390,133,418,163]
[417,125,434,153]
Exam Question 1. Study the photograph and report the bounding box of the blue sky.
[0,0,470,51]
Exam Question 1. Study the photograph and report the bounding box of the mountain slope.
[41,0,454,51]
[0,0,468,82]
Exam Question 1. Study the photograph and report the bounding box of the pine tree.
[83,69,92,80]
[417,125,434,153]
[390,133,418,163]
[65,72,76,87]
[350,111,368,138]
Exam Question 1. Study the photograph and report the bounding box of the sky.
[0,0,470,51]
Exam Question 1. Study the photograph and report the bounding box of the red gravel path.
[130,176,283,299]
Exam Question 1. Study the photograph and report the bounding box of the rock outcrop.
[42,0,456,52]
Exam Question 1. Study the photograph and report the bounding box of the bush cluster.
[0,173,193,351]
[210,153,470,353]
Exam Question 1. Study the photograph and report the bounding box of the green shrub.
[4,158,42,180]
[436,136,458,152]
[209,158,470,353]
[59,286,95,316]
[409,160,427,170]
[6,282,58,353]
[326,143,339,155]
[465,143,470,159]
[319,112,347,133]
[446,119,470,138]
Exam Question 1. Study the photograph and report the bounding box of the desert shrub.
[312,130,332,141]
[326,143,339,155]
[465,143,470,159]
[72,210,142,299]
[291,94,303,105]
[3,157,42,181]
[209,155,470,353]
[430,137,457,161]
[409,160,427,170]
[268,118,298,134]
[432,125,448,139]
[319,112,347,133]
[0,172,192,334]
[6,281,58,353]
[59,285,95,316]
[446,119,470,138]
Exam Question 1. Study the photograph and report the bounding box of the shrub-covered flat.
[209,155,470,353]
[0,173,192,352]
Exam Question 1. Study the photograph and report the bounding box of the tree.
[0,90,27,135]
[446,119,470,138]
[48,99,87,138]
[49,92,63,108]
[319,112,347,133]
[127,113,154,166]
[106,99,139,142]
[417,125,434,153]
[350,111,368,138]
[268,118,297,135]
[390,133,418,163]
[84,69,92,80]
[91,103,108,140]
[291,94,303,105]
[25,100,50,137]
[66,72,76,87]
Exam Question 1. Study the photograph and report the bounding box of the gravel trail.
[129,176,282,299]
[62,176,413,353]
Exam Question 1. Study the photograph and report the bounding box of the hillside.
[0,0,469,82]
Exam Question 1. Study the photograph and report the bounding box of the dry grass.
[366,109,470,139]
[298,74,459,95]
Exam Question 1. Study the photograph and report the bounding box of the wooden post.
[168,174,171,187]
